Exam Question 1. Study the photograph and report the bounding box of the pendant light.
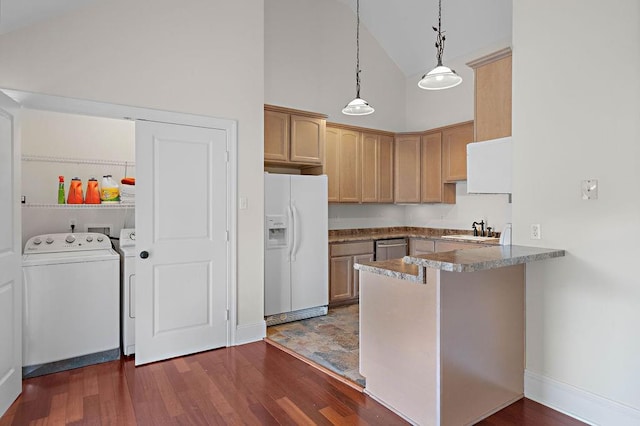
[418,0,462,90]
[342,0,374,116]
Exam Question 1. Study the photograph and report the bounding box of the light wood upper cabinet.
[442,121,474,182]
[338,129,361,203]
[264,105,327,167]
[361,133,379,203]
[325,127,340,202]
[394,135,422,203]
[326,125,393,204]
[290,115,325,164]
[468,48,512,142]
[264,110,289,162]
[422,132,455,203]
[377,135,394,203]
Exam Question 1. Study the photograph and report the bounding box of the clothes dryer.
[118,228,136,356]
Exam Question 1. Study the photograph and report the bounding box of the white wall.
[513,1,640,422]
[265,0,406,132]
[0,0,265,332]
[404,183,511,232]
[328,204,405,230]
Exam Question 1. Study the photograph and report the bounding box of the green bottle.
[58,176,66,204]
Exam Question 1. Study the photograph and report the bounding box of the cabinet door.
[421,132,443,202]
[394,135,422,203]
[264,110,289,162]
[329,256,355,303]
[475,54,512,142]
[361,133,378,203]
[377,135,394,203]
[353,253,374,299]
[421,132,456,204]
[409,238,435,256]
[290,115,324,164]
[338,130,361,203]
[325,127,340,203]
[442,122,474,182]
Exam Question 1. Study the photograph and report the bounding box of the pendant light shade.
[343,0,374,116]
[342,97,375,116]
[419,0,462,91]
[418,65,462,90]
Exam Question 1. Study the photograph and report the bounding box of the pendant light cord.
[435,0,445,67]
[355,0,361,99]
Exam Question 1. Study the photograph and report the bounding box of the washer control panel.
[24,233,112,253]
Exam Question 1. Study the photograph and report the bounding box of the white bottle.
[499,223,512,246]
[100,175,120,203]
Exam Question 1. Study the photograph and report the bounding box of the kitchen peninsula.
[355,245,565,426]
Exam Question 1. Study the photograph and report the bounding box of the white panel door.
[264,174,292,316]
[0,92,22,417]
[290,175,328,311]
[135,120,229,366]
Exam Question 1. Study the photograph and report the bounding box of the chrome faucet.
[472,220,485,237]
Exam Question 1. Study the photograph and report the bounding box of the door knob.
[140,250,149,259]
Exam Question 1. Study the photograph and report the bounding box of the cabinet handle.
[140,251,149,259]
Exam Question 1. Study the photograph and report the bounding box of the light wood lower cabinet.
[409,238,436,256]
[329,241,374,306]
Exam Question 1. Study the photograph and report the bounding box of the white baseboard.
[525,369,640,426]
[233,321,266,345]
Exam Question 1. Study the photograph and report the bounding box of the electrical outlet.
[530,224,541,240]
[69,218,76,229]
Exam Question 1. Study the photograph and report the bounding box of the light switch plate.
[581,179,598,200]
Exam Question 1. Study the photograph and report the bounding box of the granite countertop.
[403,245,565,273]
[354,259,424,283]
[329,226,499,244]
[354,245,565,281]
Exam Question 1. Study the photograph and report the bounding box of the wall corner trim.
[525,369,640,426]
[233,321,267,346]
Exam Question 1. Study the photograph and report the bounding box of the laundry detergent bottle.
[67,177,84,204]
[85,178,101,204]
[100,175,120,203]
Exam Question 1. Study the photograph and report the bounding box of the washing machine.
[118,228,136,356]
[22,232,120,377]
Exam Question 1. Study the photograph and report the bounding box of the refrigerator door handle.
[287,205,294,261]
[291,203,299,262]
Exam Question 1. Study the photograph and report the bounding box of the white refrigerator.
[264,174,328,320]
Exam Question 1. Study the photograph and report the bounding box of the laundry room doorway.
[0,88,237,381]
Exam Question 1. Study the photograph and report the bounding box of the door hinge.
[225,151,229,163]
[225,309,230,321]
[225,230,229,241]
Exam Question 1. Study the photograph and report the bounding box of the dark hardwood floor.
[0,341,585,425]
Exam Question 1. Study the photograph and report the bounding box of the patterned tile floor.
[266,304,365,387]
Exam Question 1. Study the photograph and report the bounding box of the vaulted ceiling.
[0,0,512,77]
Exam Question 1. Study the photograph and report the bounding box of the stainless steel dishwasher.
[375,238,408,261]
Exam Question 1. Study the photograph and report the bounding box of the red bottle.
[67,177,84,204]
